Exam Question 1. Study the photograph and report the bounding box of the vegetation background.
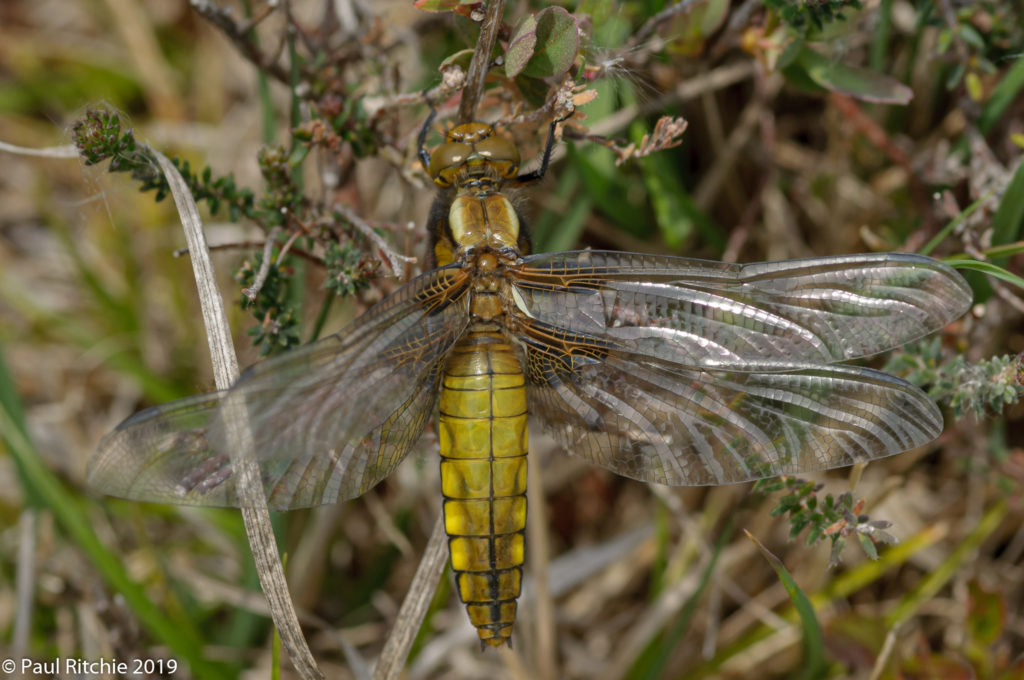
[1,0,1022,678]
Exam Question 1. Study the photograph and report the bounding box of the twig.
[174,240,322,264]
[276,224,303,261]
[333,203,416,275]
[584,116,688,166]
[629,0,705,48]
[238,1,280,36]
[693,74,779,210]
[709,0,762,60]
[457,0,506,123]
[191,0,292,84]
[528,448,556,679]
[868,625,900,680]
[155,151,324,680]
[0,140,80,158]
[508,74,578,129]
[242,226,282,300]
[721,186,760,262]
[830,93,933,240]
[371,515,448,680]
[361,66,467,120]
[584,60,756,139]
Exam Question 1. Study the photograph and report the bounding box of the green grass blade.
[918,190,993,256]
[944,259,1024,290]
[978,57,1024,134]
[685,523,946,678]
[977,241,1024,260]
[884,500,1008,628]
[627,515,735,680]
[746,530,828,680]
[990,158,1024,253]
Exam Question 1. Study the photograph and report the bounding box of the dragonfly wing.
[89,266,472,509]
[524,345,941,485]
[513,251,971,367]
[512,250,968,484]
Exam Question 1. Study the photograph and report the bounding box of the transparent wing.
[512,251,971,368]
[511,250,971,485]
[88,266,472,509]
[524,343,942,485]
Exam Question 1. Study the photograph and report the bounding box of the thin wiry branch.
[371,516,448,680]
[174,240,322,265]
[362,66,467,120]
[333,203,417,275]
[191,0,292,84]
[629,0,706,48]
[242,226,282,301]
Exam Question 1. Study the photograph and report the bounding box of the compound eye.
[448,122,493,144]
[475,135,520,178]
[428,142,473,186]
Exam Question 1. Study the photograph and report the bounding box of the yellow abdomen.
[439,330,528,647]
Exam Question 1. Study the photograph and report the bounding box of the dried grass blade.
[154,152,324,680]
[372,515,447,680]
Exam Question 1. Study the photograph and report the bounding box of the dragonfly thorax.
[447,191,522,258]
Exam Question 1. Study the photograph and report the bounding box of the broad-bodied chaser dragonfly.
[89,112,972,647]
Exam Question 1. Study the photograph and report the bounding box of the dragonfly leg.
[513,109,574,185]
[418,91,438,170]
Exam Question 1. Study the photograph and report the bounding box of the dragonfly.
[89,110,972,648]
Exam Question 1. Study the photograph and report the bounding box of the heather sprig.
[71,109,256,223]
[754,477,897,566]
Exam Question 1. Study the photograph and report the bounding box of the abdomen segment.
[439,331,528,647]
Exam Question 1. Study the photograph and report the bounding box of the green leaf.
[627,516,736,680]
[438,48,475,72]
[990,159,1024,253]
[979,57,1024,134]
[885,501,1007,628]
[803,3,871,41]
[633,121,690,248]
[629,119,723,251]
[521,6,579,79]
[505,14,538,78]
[572,144,645,234]
[747,530,828,679]
[966,580,1006,645]
[777,36,805,71]
[666,0,730,56]
[857,532,879,560]
[794,45,913,104]
[531,163,592,254]
[514,73,551,108]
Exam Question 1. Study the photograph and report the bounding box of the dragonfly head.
[429,122,521,187]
